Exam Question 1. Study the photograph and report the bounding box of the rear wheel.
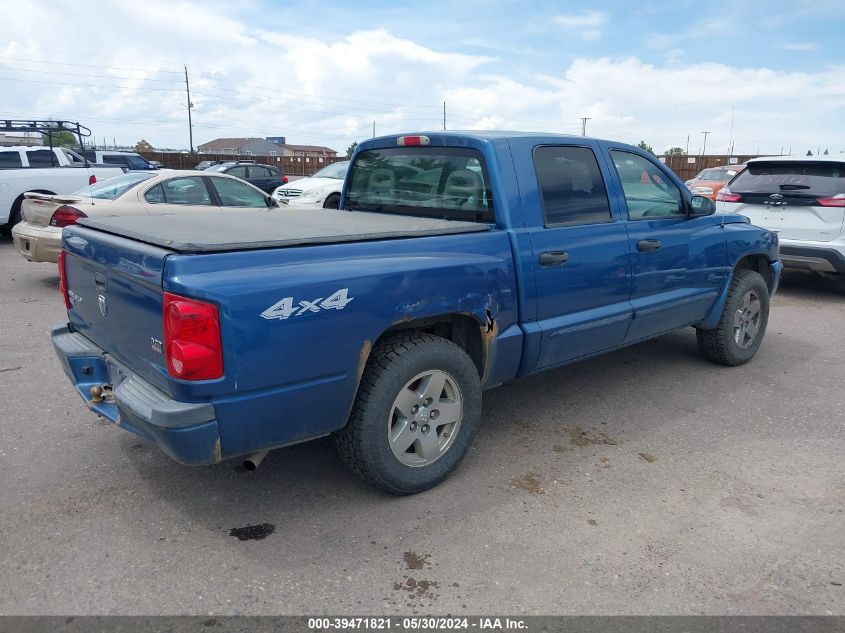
[1,198,23,235]
[696,269,770,366]
[335,333,482,494]
[323,193,341,209]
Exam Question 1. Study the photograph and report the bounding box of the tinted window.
[26,150,57,167]
[101,155,129,167]
[346,147,493,222]
[0,151,23,168]
[249,166,273,178]
[126,155,151,170]
[729,161,845,196]
[145,184,164,203]
[533,146,612,226]
[145,177,213,205]
[610,150,683,219]
[226,166,249,179]
[211,176,268,207]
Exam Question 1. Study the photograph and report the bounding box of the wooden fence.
[135,150,764,181]
[658,154,760,182]
[136,151,345,175]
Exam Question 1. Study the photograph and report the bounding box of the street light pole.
[701,131,710,156]
[185,66,194,154]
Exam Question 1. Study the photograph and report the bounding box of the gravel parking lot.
[0,233,842,616]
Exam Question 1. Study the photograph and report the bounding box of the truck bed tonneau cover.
[76,208,489,253]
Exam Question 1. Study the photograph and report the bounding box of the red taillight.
[58,251,71,309]
[396,135,430,147]
[50,205,87,227]
[281,176,288,184]
[716,189,742,203]
[88,174,97,186]
[163,292,223,380]
[816,195,845,207]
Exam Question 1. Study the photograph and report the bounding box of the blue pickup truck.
[52,132,781,494]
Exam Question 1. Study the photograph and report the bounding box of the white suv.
[716,156,845,276]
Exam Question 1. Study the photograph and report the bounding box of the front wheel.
[323,193,341,209]
[696,269,770,366]
[335,333,482,494]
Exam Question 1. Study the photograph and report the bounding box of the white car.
[716,155,845,276]
[273,160,349,208]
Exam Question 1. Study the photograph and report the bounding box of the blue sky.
[2,0,843,154]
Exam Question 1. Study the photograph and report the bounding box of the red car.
[685,164,746,201]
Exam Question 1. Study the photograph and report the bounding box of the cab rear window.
[730,161,845,195]
[345,147,494,222]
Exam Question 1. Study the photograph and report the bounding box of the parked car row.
[11,170,279,263]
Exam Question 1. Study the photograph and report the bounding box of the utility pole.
[701,131,710,156]
[580,117,590,136]
[443,101,446,131]
[184,65,194,154]
[372,121,375,138]
[685,134,690,155]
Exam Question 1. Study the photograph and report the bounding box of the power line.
[0,55,183,74]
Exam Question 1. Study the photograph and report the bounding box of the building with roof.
[197,137,337,158]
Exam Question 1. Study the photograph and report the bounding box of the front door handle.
[539,251,570,266]
[637,239,662,252]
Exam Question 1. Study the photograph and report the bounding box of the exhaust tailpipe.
[242,450,269,471]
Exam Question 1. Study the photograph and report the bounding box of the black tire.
[696,269,770,366]
[1,198,23,235]
[335,333,482,494]
[323,193,341,209]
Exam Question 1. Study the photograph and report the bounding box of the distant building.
[197,137,337,158]
[0,132,42,147]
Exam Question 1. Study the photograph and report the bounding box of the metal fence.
[136,151,345,175]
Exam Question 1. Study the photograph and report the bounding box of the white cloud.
[554,11,608,28]
[1,1,842,156]
[782,42,819,51]
[554,11,608,40]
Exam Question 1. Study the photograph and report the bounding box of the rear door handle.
[637,239,662,252]
[539,251,570,266]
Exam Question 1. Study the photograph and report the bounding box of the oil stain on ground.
[511,472,544,494]
[229,523,275,541]
[568,427,619,447]
[638,452,658,463]
[403,551,430,570]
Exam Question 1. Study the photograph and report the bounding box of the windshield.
[698,168,738,181]
[729,161,845,195]
[311,160,349,179]
[73,172,155,199]
[345,147,493,222]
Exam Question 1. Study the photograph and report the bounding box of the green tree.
[346,141,358,158]
[637,141,655,154]
[41,130,79,148]
[664,147,685,156]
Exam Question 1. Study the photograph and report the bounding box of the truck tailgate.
[63,227,172,393]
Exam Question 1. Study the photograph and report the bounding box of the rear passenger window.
[533,146,612,226]
[26,150,57,167]
[0,151,23,168]
[249,166,272,178]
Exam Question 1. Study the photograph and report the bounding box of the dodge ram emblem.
[98,294,108,317]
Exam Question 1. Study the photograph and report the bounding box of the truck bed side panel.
[162,231,519,458]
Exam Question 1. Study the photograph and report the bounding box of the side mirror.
[267,196,281,208]
[690,194,716,217]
